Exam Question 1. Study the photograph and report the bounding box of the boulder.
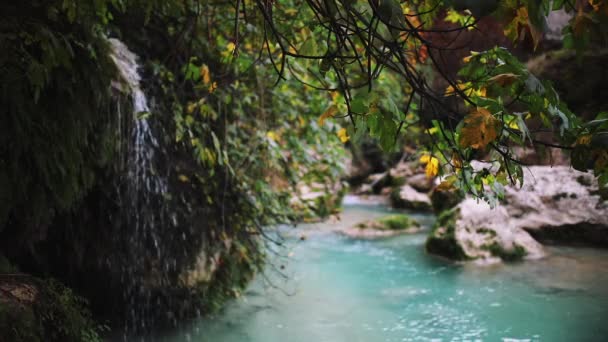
[407,174,434,192]
[504,166,608,246]
[367,171,392,194]
[430,186,463,213]
[426,199,545,263]
[426,166,608,263]
[390,185,432,211]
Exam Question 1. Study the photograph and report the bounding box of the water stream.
[134,199,608,342]
[109,38,169,329]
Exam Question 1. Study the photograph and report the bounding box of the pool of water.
[141,202,608,342]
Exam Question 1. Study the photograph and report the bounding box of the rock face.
[504,166,608,246]
[426,166,608,262]
[391,185,432,211]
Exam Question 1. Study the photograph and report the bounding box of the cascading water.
[109,38,169,330]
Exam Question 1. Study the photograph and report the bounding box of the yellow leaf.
[222,42,236,58]
[419,154,440,178]
[178,174,189,182]
[419,154,431,164]
[337,128,350,143]
[425,157,439,178]
[330,91,340,102]
[425,127,439,135]
[458,107,501,149]
[200,64,211,85]
[267,131,278,141]
[436,180,456,191]
[186,102,196,114]
[576,134,592,145]
[208,81,218,93]
[318,105,337,126]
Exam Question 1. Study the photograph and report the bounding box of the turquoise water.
[144,202,608,342]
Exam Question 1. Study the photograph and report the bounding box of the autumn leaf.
[200,64,211,85]
[573,7,593,36]
[488,73,519,87]
[576,134,592,146]
[337,128,350,143]
[266,131,279,141]
[436,179,456,191]
[208,81,218,93]
[458,107,501,149]
[318,105,337,126]
[445,82,486,98]
[451,152,463,169]
[419,154,440,178]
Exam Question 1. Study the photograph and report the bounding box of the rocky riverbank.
[347,153,608,264]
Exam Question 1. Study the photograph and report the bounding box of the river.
[139,198,608,341]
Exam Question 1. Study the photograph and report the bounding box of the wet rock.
[426,166,608,263]
[367,171,392,194]
[426,200,545,263]
[407,174,434,193]
[341,214,421,238]
[390,185,432,211]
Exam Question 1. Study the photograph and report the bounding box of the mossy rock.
[430,187,464,213]
[376,214,420,230]
[425,209,469,261]
[482,242,527,262]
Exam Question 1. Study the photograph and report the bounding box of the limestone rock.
[390,185,432,211]
[426,166,608,263]
[504,166,608,246]
[407,174,434,192]
[341,214,421,238]
[426,199,545,263]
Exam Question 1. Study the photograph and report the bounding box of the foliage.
[0,1,119,232]
[0,277,103,342]
[426,208,468,260]
[245,0,608,204]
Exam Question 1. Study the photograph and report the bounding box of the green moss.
[476,227,497,236]
[389,176,406,187]
[377,214,420,230]
[484,242,527,262]
[425,208,469,261]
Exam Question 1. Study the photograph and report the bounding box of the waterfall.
[108,38,168,330]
